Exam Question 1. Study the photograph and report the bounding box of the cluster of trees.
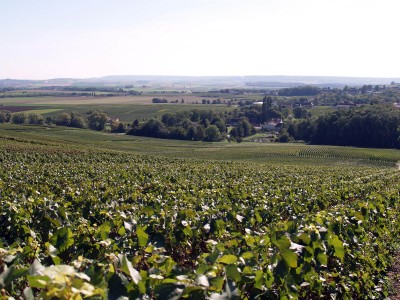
[238,96,283,124]
[313,87,400,106]
[128,109,255,142]
[61,86,141,94]
[151,97,227,105]
[229,118,255,141]
[0,110,45,125]
[278,86,321,96]
[52,111,126,132]
[287,105,400,148]
[152,98,169,103]
[1,107,258,142]
[0,109,127,133]
[0,110,12,123]
[293,107,311,119]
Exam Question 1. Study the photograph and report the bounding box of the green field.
[0,96,235,122]
[310,105,334,117]
[1,123,400,166]
[0,94,329,123]
[0,124,400,299]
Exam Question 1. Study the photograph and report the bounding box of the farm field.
[0,124,400,299]
[0,95,229,105]
[0,96,234,122]
[1,124,400,165]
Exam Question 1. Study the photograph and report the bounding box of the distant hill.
[1,75,399,90]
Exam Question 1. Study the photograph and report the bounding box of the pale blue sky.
[1,0,399,79]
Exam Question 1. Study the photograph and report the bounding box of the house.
[260,119,283,131]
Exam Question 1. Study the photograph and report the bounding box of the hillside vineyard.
[0,139,399,299]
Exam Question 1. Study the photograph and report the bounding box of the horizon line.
[2,74,400,81]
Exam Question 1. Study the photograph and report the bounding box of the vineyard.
[1,134,400,299]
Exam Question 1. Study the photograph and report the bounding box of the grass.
[1,123,399,167]
[43,103,233,122]
[310,105,334,117]
[22,108,65,115]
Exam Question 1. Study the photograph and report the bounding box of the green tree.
[261,96,272,123]
[187,125,197,140]
[28,113,44,125]
[116,122,126,133]
[212,118,226,134]
[136,119,168,138]
[231,118,254,138]
[204,125,222,142]
[12,112,27,124]
[195,126,205,141]
[110,121,125,133]
[56,113,72,126]
[278,129,292,143]
[0,110,12,123]
[87,111,108,131]
[293,107,310,119]
[71,116,87,129]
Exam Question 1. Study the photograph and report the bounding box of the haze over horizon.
[2,0,400,80]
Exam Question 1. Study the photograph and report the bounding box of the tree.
[12,112,27,124]
[136,119,168,138]
[56,113,72,126]
[187,125,197,140]
[169,126,187,140]
[204,125,222,142]
[28,113,44,125]
[212,118,226,134]
[87,111,108,131]
[261,96,272,123]
[152,98,168,103]
[0,110,11,123]
[161,113,177,126]
[190,109,201,122]
[278,129,292,143]
[231,118,254,138]
[71,116,87,129]
[293,107,310,119]
[110,121,126,133]
[45,116,54,125]
[239,118,253,136]
[200,118,210,127]
[195,126,205,141]
[117,122,126,133]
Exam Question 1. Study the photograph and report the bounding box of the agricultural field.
[0,125,400,299]
[1,124,400,165]
[309,106,334,117]
[0,96,234,122]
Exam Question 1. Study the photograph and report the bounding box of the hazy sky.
[1,0,399,79]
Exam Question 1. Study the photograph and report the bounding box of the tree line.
[287,105,400,148]
[0,110,126,133]
[278,86,321,96]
